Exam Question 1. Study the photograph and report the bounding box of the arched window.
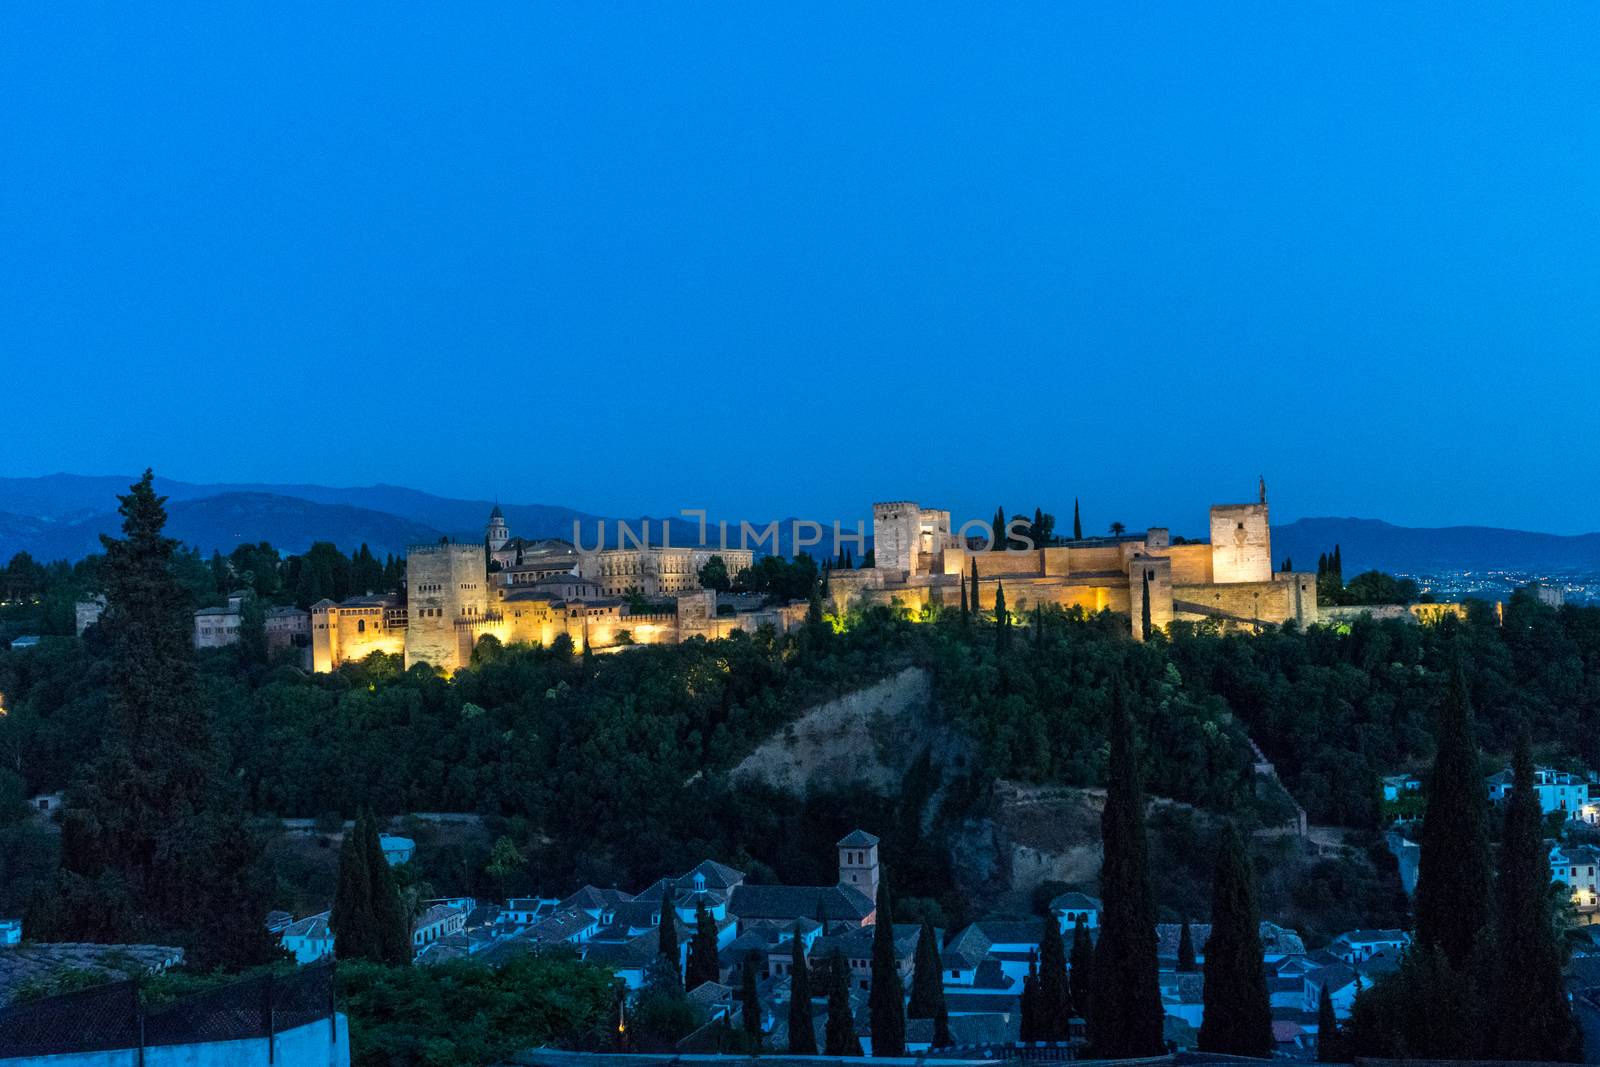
[357,619,366,633]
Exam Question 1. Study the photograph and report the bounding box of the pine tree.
[1072,498,1082,541]
[991,507,1006,552]
[1490,730,1583,1061]
[908,920,945,1019]
[868,876,906,1056]
[362,814,412,965]
[658,883,682,992]
[1317,983,1343,1062]
[825,950,863,1056]
[1068,915,1094,1016]
[1140,569,1152,641]
[47,471,278,967]
[741,951,763,1046]
[1414,669,1492,973]
[1087,686,1164,1057]
[331,815,378,960]
[789,923,817,1054]
[1176,920,1196,973]
[994,582,1010,651]
[686,899,721,989]
[1037,916,1071,1041]
[1198,822,1273,1057]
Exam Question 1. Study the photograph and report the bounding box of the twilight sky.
[3,5,1599,534]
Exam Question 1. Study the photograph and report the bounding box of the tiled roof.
[0,943,184,1008]
[836,829,880,848]
[1155,921,1304,959]
[284,912,332,939]
[941,925,992,971]
[1048,892,1102,913]
[970,919,1047,947]
[728,883,874,923]
[1332,928,1408,944]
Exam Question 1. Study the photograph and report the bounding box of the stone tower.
[837,829,880,900]
[405,541,489,673]
[1209,497,1272,584]
[486,504,510,553]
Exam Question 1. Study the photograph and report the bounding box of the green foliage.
[1488,731,1583,1061]
[867,875,905,1056]
[337,954,616,1067]
[740,952,762,1045]
[1176,919,1196,973]
[788,922,817,1054]
[657,884,681,993]
[1087,686,1163,1057]
[1414,670,1491,973]
[1035,915,1070,1041]
[907,920,944,1020]
[824,951,862,1056]
[1316,983,1344,1062]
[697,555,731,593]
[686,900,720,990]
[1067,915,1093,1017]
[1197,822,1273,1057]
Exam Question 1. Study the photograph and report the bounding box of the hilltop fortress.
[307,484,1317,674]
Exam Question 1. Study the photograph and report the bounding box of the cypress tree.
[959,571,969,622]
[658,883,682,991]
[1037,916,1071,1041]
[362,814,412,965]
[806,580,825,628]
[868,876,906,1056]
[1020,965,1039,1043]
[1033,603,1042,649]
[1332,544,1343,582]
[825,950,863,1056]
[1140,569,1152,641]
[994,582,1010,651]
[331,815,377,960]
[969,558,980,615]
[1032,507,1046,546]
[1490,730,1583,1061]
[1414,669,1492,973]
[1072,498,1082,541]
[991,507,1006,552]
[1317,983,1343,1062]
[1198,822,1274,1057]
[741,951,763,1046]
[908,920,945,1019]
[789,924,817,1054]
[1088,686,1163,1057]
[1068,915,1094,1016]
[934,1005,952,1050]
[687,899,721,989]
[1317,552,1327,578]
[1176,920,1197,973]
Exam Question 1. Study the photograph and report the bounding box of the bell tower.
[486,504,510,553]
[837,829,880,901]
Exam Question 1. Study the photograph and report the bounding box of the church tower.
[486,504,509,552]
[837,829,880,900]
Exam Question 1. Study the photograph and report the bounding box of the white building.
[1487,767,1595,821]
[281,912,335,964]
[1552,844,1600,915]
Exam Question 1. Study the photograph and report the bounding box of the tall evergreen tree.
[1317,983,1343,1062]
[991,507,1006,552]
[741,951,763,1046]
[1037,916,1071,1041]
[686,899,721,989]
[1072,498,1082,541]
[1068,915,1094,1016]
[1176,920,1197,973]
[994,582,1010,651]
[47,471,278,967]
[934,1005,952,1050]
[331,814,378,960]
[969,558,980,615]
[959,571,969,622]
[361,813,412,965]
[868,876,906,1056]
[1414,669,1492,973]
[1020,965,1039,1043]
[1087,686,1164,1057]
[788,924,817,1054]
[1140,569,1152,641]
[1332,544,1343,582]
[1033,603,1042,649]
[908,921,945,1020]
[825,951,863,1056]
[658,884,682,991]
[1490,730,1583,1061]
[1198,822,1274,1057]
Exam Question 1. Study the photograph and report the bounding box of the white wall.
[0,1015,349,1067]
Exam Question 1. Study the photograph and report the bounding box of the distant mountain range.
[1273,517,1600,576]
[3,474,1599,575]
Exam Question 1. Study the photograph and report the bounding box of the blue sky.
[3,4,1599,533]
